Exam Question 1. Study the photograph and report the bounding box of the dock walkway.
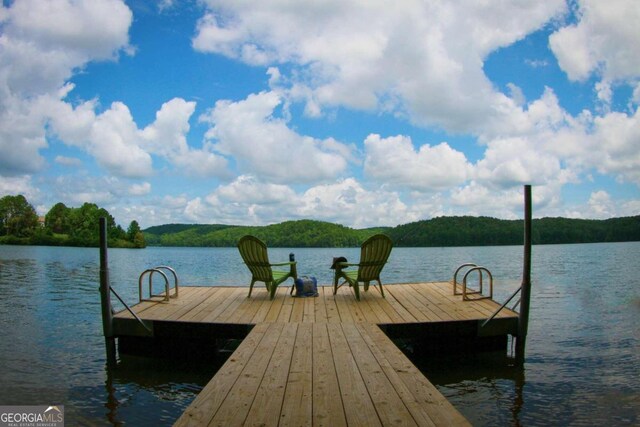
[113,283,518,426]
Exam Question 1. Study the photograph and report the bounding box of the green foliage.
[0,195,39,237]
[0,195,146,248]
[389,215,640,247]
[143,215,640,248]
[143,220,387,247]
[126,220,146,248]
[44,202,69,233]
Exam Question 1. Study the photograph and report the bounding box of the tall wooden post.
[516,185,532,362]
[99,217,116,363]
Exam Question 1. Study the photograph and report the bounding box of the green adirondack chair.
[333,234,393,300]
[238,235,297,300]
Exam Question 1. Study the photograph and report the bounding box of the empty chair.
[237,235,297,300]
[333,234,393,300]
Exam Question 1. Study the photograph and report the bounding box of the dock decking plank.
[327,322,383,426]
[334,292,356,323]
[341,323,418,426]
[197,287,241,323]
[324,288,342,323]
[279,322,313,427]
[354,323,438,427]
[209,323,285,426]
[385,286,434,322]
[312,323,347,427]
[313,287,329,323]
[381,286,420,323]
[178,288,223,322]
[358,323,470,427]
[244,323,298,426]
[406,283,459,321]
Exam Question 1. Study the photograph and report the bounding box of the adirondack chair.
[333,234,393,300]
[238,235,297,300]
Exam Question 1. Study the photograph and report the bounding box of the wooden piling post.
[516,185,532,362]
[99,217,116,362]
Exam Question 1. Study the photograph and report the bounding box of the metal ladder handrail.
[138,266,179,302]
[139,268,169,302]
[109,286,152,333]
[453,263,479,295]
[153,265,179,298]
[462,266,493,300]
[480,285,522,328]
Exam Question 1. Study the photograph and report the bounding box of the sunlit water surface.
[0,243,638,425]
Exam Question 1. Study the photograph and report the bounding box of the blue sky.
[1,0,639,228]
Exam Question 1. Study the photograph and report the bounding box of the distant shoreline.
[2,215,637,249]
[142,215,640,248]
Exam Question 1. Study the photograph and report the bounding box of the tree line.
[143,220,385,247]
[144,215,640,248]
[387,215,640,247]
[0,194,145,248]
[3,193,638,248]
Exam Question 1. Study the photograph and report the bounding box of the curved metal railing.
[138,266,179,302]
[462,266,493,301]
[453,263,478,295]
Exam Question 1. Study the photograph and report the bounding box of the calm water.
[0,243,638,425]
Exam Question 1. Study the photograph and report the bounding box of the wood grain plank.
[341,323,418,426]
[314,286,329,323]
[193,287,242,323]
[289,293,305,322]
[200,287,246,323]
[244,323,297,426]
[302,295,315,323]
[142,287,211,321]
[327,322,382,426]
[279,322,313,427]
[178,288,223,322]
[277,288,295,322]
[324,289,342,324]
[334,292,355,323]
[382,286,421,323]
[358,323,471,427]
[312,323,347,427]
[209,323,285,426]
[386,286,434,322]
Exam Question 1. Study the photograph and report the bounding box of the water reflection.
[396,337,526,426]
[100,354,223,426]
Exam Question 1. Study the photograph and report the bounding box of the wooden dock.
[113,283,518,426]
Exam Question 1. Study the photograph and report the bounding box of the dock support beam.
[99,217,116,364]
[516,185,532,362]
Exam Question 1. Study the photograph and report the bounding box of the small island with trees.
[0,194,145,248]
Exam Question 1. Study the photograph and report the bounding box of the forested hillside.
[144,220,388,247]
[144,216,640,247]
[388,216,640,246]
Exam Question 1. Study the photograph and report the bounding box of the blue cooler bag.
[294,276,318,297]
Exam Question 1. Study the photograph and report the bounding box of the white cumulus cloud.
[193,0,566,133]
[364,134,471,190]
[549,0,640,83]
[0,0,133,176]
[201,91,352,183]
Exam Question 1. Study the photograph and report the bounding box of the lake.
[0,243,638,425]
